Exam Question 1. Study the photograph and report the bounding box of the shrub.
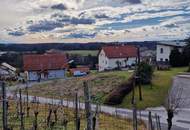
[104,76,134,105]
[137,62,154,84]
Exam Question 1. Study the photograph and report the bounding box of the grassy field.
[65,50,99,56]
[0,101,146,130]
[118,67,188,109]
[26,70,132,103]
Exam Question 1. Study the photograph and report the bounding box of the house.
[23,53,68,81]
[98,45,138,71]
[0,62,17,80]
[156,42,185,63]
[69,67,90,77]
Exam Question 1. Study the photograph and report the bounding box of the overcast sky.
[0,0,190,43]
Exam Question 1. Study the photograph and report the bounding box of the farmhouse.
[156,42,185,63]
[23,53,68,81]
[98,45,138,71]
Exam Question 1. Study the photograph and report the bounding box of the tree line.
[170,37,190,67]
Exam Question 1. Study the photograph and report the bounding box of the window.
[105,61,107,64]
[160,58,163,61]
[165,59,169,62]
[160,48,164,54]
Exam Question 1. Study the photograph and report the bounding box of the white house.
[23,53,68,81]
[98,45,138,71]
[156,42,185,63]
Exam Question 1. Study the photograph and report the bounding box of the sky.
[0,0,190,43]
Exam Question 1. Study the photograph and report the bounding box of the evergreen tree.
[169,48,183,67]
[137,62,154,84]
[183,38,190,65]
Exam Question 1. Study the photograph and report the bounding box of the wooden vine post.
[84,81,92,130]
[1,82,8,130]
[19,89,25,130]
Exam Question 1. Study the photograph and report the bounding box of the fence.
[0,81,161,130]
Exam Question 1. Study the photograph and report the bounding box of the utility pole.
[84,81,92,130]
[131,78,135,105]
[1,82,8,130]
[137,47,143,101]
[19,89,24,130]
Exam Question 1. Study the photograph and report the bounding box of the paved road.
[172,75,190,108]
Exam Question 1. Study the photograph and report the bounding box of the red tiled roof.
[101,45,138,58]
[69,67,90,74]
[23,53,68,71]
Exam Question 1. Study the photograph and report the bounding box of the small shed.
[69,67,90,77]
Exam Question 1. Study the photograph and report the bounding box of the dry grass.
[0,101,146,130]
[26,71,132,103]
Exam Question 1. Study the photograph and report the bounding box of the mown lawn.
[118,67,188,109]
[65,50,99,56]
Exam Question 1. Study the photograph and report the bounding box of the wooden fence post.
[132,100,137,130]
[25,86,30,117]
[148,111,153,130]
[75,93,80,130]
[19,89,24,130]
[84,81,92,130]
[1,82,8,130]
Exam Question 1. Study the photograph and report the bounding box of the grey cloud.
[65,32,97,39]
[164,24,179,28]
[8,31,25,36]
[94,14,109,19]
[28,20,64,32]
[52,13,95,25]
[121,0,141,4]
[51,3,67,10]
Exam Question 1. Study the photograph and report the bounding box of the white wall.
[48,70,65,79]
[99,50,109,71]
[156,45,174,62]
[28,71,39,81]
[108,57,136,69]
[27,69,66,81]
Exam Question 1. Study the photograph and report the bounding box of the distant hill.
[0,40,184,52]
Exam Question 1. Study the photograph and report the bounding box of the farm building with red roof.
[98,45,138,71]
[23,53,68,81]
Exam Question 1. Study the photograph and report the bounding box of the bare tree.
[164,81,186,130]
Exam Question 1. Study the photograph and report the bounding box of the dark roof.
[101,45,138,58]
[23,53,68,71]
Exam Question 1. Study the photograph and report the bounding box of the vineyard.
[0,81,161,130]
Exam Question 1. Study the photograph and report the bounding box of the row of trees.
[170,38,190,67]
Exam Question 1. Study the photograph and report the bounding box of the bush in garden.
[136,62,154,85]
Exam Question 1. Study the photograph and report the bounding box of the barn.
[23,53,68,81]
